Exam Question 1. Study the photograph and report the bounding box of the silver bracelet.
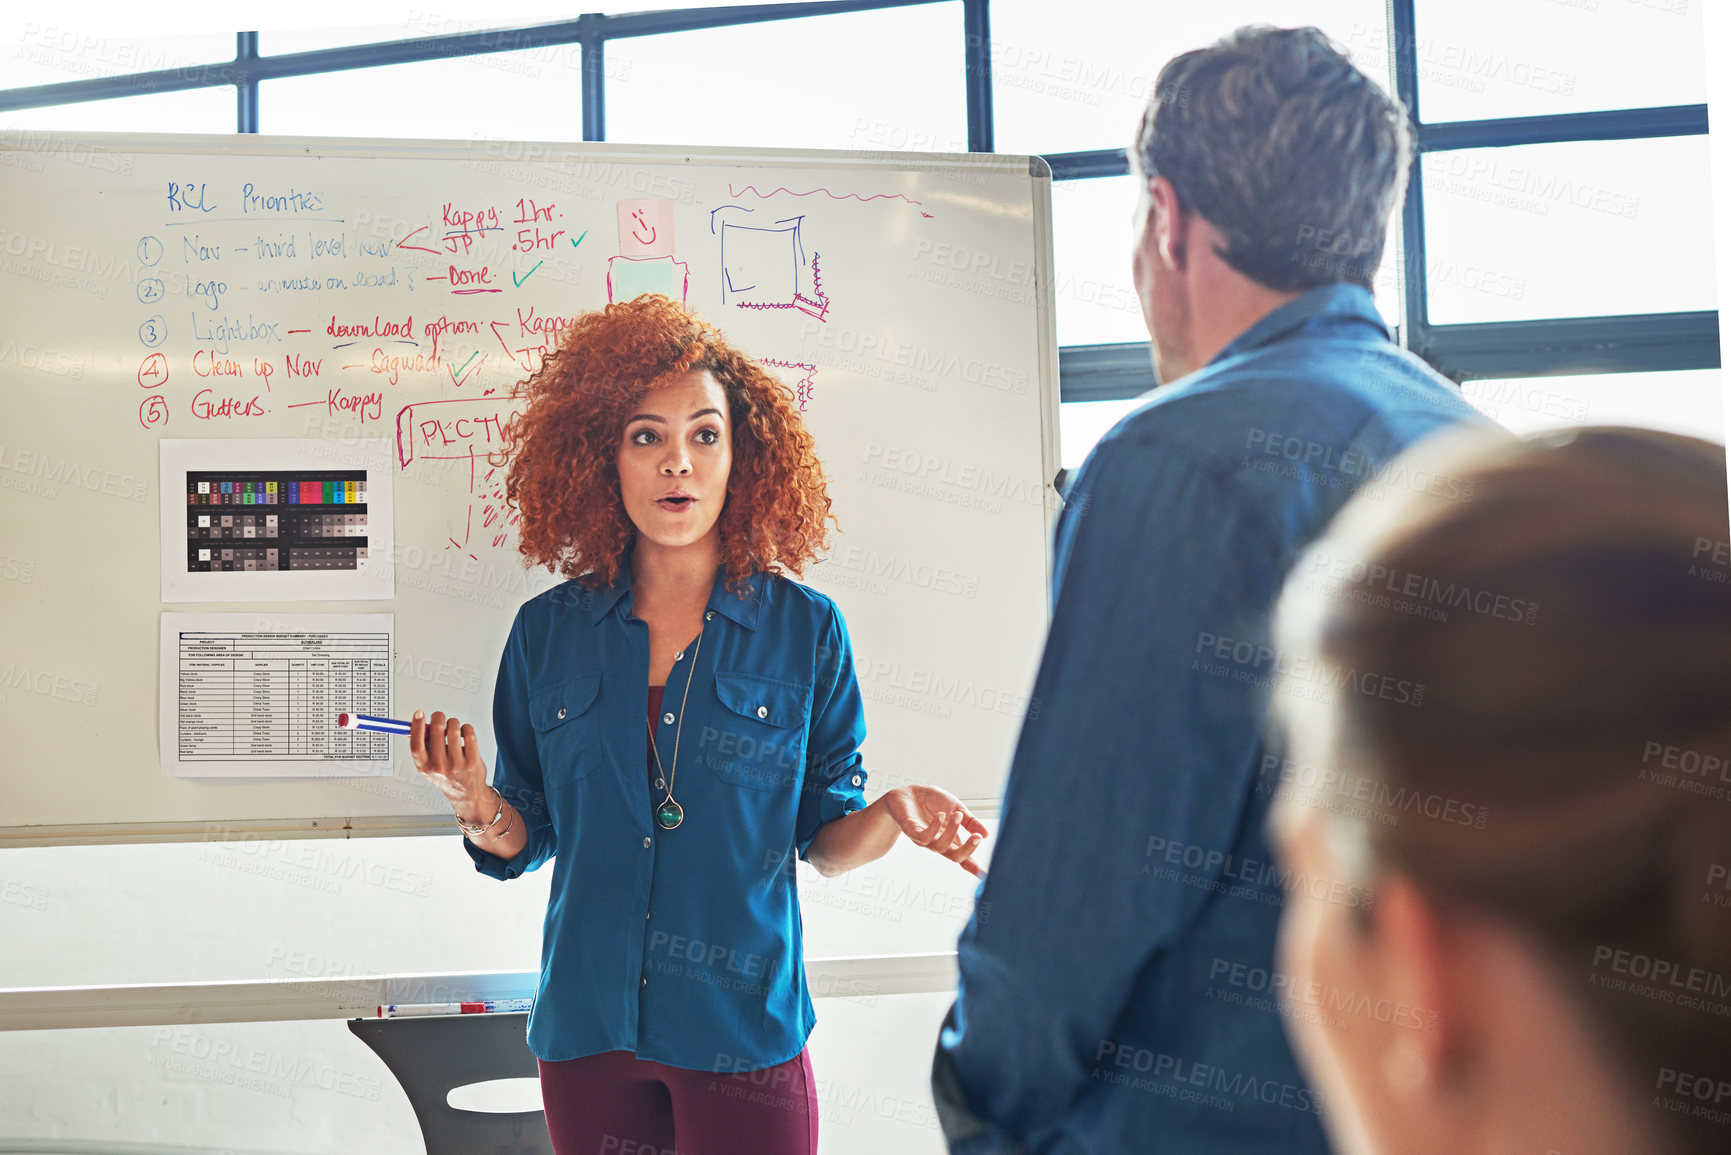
[455,786,504,838]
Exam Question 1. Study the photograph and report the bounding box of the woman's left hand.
[885,785,990,877]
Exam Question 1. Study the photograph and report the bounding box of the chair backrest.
[348,1013,554,1154]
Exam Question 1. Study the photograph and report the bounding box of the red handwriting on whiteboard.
[512,198,565,252]
[422,315,481,359]
[284,389,383,422]
[443,203,501,233]
[513,199,557,223]
[139,394,170,428]
[449,266,496,293]
[397,398,522,555]
[192,389,265,420]
[442,203,501,257]
[328,388,383,422]
[193,350,245,378]
[426,266,500,295]
[328,314,412,339]
[362,348,440,386]
[137,353,169,388]
[396,225,443,255]
[417,412,508,449]
[396,397,517,469]
[491,307,573,373]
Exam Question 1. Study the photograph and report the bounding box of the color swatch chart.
[175,629,392,763]
[185,469,369,573]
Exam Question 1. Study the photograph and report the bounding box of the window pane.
[606,4,967,152]
[1421,136,1715,323]
[992,0,1389,156]
[261,1,779,51]
[0,86,234,133]
[1051,175,1144,346]
[1462,369,1723,442]
[1,29,232,89]
[263,22,453,54]
[1409,0,1706,123]
[262,50,582,141]
[1052,174,1402,348]
[1060,397,1148,469]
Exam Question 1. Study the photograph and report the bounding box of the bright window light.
[605,3,967,152]
[1410,0,1705,123]
[1462,369,1723,442]
[1422,135,1716,323]
[992,0,1389,156]
[0,85,234,133]
[262,49,584,141]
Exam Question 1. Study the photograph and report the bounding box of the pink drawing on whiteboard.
[762,358,818,411]
[609,198,689,305]
[727,183,922,208]
[618,199,676,258]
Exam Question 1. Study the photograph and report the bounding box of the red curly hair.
[498,294,835,596]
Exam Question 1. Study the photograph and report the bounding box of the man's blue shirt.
[467,561,869,1069]
[936,284,1491,1153]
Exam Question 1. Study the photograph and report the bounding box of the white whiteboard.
[0,132,1059,844]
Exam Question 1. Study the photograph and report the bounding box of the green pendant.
[655,798,684,830]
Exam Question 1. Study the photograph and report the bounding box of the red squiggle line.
[728,183,921,206]
[808,252,827,313]
[762,358,818,412]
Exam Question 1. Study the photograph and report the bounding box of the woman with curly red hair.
[409,294,987,1155]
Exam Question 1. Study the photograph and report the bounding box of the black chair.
[348,1013,554,1154]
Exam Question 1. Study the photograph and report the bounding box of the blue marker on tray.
[335,712,412,736]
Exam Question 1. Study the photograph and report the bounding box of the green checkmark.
[448,352,480,384]
[512,261,544,288]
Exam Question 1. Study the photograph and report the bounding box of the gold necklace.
[647,622,704,830]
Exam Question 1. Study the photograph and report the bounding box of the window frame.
[0,0,1712,396]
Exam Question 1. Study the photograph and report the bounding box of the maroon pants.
[538,1047,818,1155]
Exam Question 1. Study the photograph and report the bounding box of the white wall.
[0,830,988,1153]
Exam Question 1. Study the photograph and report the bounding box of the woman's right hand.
[408,709,492,811]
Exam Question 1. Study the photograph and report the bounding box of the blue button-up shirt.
[467,560,869,1069]
[935,285,1492,1153]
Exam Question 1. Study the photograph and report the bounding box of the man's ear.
[1149,176,1188,271]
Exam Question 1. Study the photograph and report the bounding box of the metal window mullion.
[1426,312,1720,379]
[1389,0,1429,357]
[963,0,992,152]
[581,35,605,142]
[236,31,259,134]
[1418,104,1709,153]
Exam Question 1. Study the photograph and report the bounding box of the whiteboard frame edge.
[0,955,958,1031]
[1029,155,1061,603]
[0,815,453,848]
[0,800,1004,848]
[0,130,1041,177]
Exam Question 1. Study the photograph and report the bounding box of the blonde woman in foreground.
[1269,425,1731,1155]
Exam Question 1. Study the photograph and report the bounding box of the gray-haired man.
[935,25,1493,1154]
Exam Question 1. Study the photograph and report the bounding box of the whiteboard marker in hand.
[334,712,411,736]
